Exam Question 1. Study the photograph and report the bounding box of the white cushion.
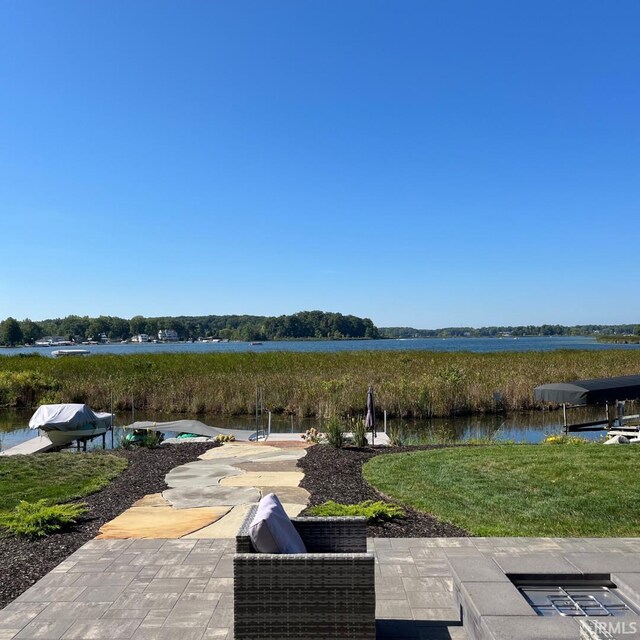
[248,493,307,554]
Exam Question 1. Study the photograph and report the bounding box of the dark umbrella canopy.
[365,385,375,436]
[534,374,640,406]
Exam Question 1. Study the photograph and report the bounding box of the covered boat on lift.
[29,403,113,447]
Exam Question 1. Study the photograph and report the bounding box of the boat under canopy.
[534,374,640,406]
[123,419,263,442]
[29,403,113,447]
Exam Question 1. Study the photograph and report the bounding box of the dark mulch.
[298,444,470,538]
[0,443,213,609]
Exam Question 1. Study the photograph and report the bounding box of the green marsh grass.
[1,349,640,418]
[363,445,640,536]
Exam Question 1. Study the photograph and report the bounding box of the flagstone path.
[97,442,310,540]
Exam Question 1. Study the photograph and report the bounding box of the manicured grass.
[363,445,640,536]
[0,453,128,513]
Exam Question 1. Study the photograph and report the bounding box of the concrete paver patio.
[3,537,640,639]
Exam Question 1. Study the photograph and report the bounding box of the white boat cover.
[29,403,113,430]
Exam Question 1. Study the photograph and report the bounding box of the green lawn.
[0,453,128,513]
[363,445,640,536]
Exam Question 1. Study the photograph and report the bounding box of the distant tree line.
[2,314,639,346]
[379,324,640,338]
[0,311,379,345]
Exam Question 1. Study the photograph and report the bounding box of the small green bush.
[387,424,403,447]
[140,431,164,448]
[307,500,404,523]
[541,434,590,445]
[0,499,87,538]
[350,417,367,448]
[324,417,346,448]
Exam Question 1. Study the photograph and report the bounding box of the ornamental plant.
[0,499,87,538]
[307,500,404,524]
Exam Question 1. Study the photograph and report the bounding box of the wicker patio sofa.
[234,504,376,640]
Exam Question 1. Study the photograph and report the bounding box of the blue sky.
[1,0,638,328]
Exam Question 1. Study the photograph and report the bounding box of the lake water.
[0,336,631,451]
[0,404,607,453]
[2,335,640,358]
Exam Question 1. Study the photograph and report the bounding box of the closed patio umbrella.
[365,385,375,447]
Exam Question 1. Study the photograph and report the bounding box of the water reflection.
[0,405,611,452]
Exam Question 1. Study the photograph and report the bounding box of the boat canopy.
[534,375,640,406]
[124,419,261,441]
[29,403,113,430]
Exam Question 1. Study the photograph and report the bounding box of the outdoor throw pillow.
[248,493,307,554]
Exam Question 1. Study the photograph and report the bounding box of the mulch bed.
[0,443,213,610]
[298,444,470,538]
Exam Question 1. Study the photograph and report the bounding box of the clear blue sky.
[1,0,638,328]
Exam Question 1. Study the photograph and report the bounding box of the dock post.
[102,433,106,449]
[562,403,568,435]
[384,410,387,434]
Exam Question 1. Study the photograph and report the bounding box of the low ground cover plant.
[307,500,404,524]
[363,445,640,536]
[0,499,87,538]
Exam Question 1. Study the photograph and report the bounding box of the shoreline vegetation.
[1,310,639,346]
[1,349,640,418]
[597,334,640,344]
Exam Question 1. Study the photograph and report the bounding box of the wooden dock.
[0,435,55,456]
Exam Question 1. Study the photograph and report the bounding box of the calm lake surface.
[0,405,607,453]
[2,335,640,357]
[0,336,631,451]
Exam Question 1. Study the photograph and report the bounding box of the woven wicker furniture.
[234,505,376,639]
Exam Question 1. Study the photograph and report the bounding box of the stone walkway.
[98,442,310,540]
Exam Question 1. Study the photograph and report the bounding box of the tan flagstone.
[198,444,279,460]
[235,461,301,473]
[183,502,306,539]
[219,471,304,487]
[184,504,253,539]
[96,506,230,539]
[258,486,310,504]
[131,493,170,508]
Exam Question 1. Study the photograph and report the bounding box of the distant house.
[131,334,150,343]
[35,336,71,346]
[158,329,179,342]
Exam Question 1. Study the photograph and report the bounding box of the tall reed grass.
[0,350,639,418]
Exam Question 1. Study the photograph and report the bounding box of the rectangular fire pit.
[449,554,640,640]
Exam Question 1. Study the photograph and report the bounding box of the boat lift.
[534,374,640,435]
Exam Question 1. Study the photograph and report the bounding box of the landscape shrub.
[0,499,87,538]
[213,434,235,443]
[350,417,367,448]
[541,434,590,445]
[301,427,324,443]
[324,417,345,448]
[387,424,403,447]
[307,500,404,524]
[140,431,164,448]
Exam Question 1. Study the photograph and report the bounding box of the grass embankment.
[363,445,640,536]
[0,453,127,514]
[1,349,640,418]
